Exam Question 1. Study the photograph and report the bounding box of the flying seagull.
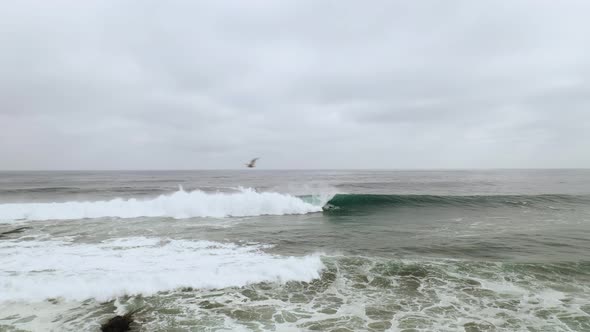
[245,158,259,168]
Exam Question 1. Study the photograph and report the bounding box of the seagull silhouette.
[245,158,259,168]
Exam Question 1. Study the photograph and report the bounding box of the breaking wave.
[0,188,327,222]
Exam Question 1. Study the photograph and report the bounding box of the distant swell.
[0,188,326,222]
[324,194,590,210]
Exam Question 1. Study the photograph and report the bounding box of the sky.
[1,0,589,170]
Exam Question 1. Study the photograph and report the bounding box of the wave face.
[0,237,324,302]
[323,193,590,210]
[0,188,325,222]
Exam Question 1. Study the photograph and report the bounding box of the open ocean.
[1,169,590,332]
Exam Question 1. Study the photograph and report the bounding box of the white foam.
[0,237,324,302]
[0,188,326,222]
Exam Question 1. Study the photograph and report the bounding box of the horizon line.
[1,168,589,172]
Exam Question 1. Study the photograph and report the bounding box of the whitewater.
[0,187,327,222]
[0,236,324,302]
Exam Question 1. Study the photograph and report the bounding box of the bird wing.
[250,158,259,165]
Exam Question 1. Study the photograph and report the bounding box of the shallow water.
[1,170,590,331]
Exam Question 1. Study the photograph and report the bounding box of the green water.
[1,170,590,331]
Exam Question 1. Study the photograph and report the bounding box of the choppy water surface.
[1,170,590,331]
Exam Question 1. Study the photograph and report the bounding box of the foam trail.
[0,188,326,222]
[0,237,324,302]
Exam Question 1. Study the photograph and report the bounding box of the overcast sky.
[1,0,589,170]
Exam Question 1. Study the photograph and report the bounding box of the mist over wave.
[0,187,328,222]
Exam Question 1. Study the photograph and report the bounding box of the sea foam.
[0,237,324,302]
[0,187,325,222]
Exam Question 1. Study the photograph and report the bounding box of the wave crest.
[0,188,326,222]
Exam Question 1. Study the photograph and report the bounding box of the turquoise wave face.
[321,194,590,211]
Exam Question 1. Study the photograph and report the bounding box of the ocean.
[1,170,589,331]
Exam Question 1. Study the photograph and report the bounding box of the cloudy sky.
[1,0,589,170]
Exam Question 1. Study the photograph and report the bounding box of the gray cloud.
[1,0,589,169]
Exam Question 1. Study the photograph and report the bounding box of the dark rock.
[101,310,138,332]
